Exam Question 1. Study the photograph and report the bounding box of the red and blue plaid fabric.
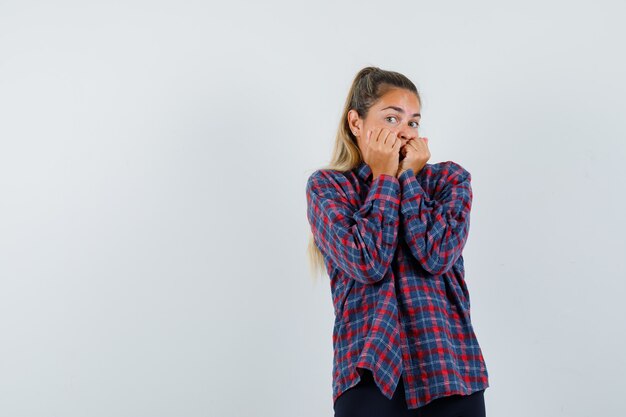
[305,160,489,410]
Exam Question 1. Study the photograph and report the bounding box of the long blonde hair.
[306,66,421,281]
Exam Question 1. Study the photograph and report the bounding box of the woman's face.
[348,87,421,161]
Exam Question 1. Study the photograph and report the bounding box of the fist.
[397,137,430,177]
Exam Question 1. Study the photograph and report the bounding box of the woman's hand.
[362,127,402,180]
[396,137,430,177]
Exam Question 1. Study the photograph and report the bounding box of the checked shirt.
[305,160,489,410]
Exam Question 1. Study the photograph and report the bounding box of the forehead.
[375,88,420,111]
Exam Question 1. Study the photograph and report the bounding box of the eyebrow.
[380,106,421,118]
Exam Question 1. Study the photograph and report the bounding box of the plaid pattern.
[305,160,489,410]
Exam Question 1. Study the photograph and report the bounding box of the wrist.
[373,170,396,179]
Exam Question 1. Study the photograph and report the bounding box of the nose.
[397,126,415,143]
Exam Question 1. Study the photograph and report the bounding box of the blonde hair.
[306,66,421,281]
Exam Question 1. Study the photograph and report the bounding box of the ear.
[347,109,362,137]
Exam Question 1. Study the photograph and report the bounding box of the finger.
[392,135,403,151]
[385,129,399,146]
[382,129,394,147]
[378,128,388,144]
[369,128,378,144]
[413,137,427,148]
[378,128,389,144]
[392,131,401,147]
[406,138,419,151]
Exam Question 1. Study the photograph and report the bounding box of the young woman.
[305,67,489,417]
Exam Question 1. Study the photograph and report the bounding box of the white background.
[1,1,625,416]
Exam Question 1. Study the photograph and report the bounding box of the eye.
[385,116,398,123]
[409,121,420,128]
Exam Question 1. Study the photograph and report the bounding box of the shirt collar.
[355,160,372,183]
[355,160,427,182]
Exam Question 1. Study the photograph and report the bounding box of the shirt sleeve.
[306,169,401,285]
[397,162,472,276]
